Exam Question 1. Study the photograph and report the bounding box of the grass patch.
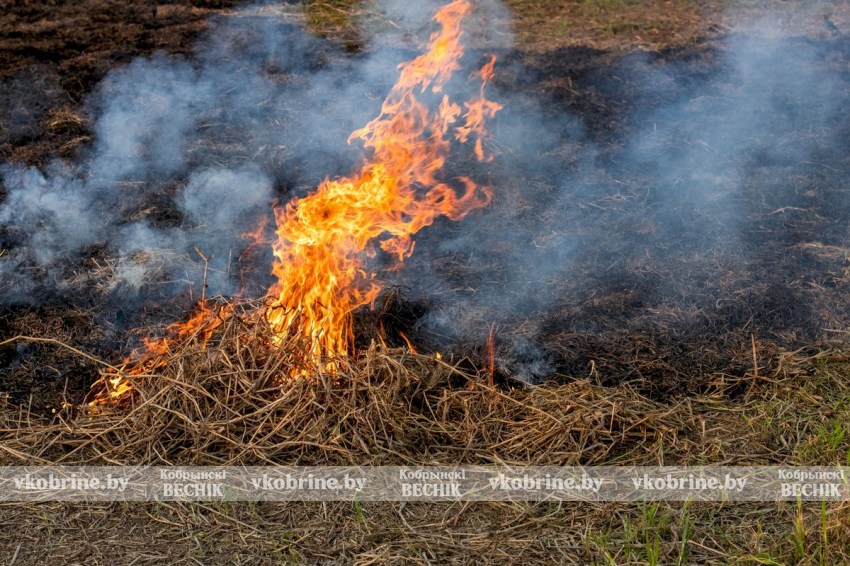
[736,356,850,466]
[1,499,849,563]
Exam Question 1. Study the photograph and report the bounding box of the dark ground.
[379,35,850,402]
[1,0,245,407]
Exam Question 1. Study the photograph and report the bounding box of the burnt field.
[398,35,850,397]
[3,7,850,407]
[3,1,850,564]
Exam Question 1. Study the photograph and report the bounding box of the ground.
[2,1,850,564]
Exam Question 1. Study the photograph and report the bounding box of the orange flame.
[240,215,272,251]
[91,301,229,404]
[456,54,500,162]
[87,0,500,404]
[264,0,500,370]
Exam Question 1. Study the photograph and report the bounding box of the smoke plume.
[2,2,849,386]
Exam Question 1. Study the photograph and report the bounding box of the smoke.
[0,0,464,305]
[389,13,850,383]
[2,1,848,384]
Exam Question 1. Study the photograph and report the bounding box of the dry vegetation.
[0,308,705,467]
[2,305,850,563]
[297,0,850,52]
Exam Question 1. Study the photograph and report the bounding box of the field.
[3,0,850,563]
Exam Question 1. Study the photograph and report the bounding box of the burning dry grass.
[2,297,848,469]
[1,306,691,466]
[5,2,850,564]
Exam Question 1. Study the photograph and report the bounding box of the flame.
[264,0,500,370]
[240,215,272,251]
[486,322,495,387]
[87,0,500,405]
[91,301,229,405]
[456,54,500,162]
[398,332,418,354]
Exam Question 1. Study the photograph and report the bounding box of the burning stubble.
[3,1,850,404]
[88,0,501,404]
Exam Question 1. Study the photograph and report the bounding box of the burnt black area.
[392,36,850,397]
[3,4,850,406]
[354,287,430,351]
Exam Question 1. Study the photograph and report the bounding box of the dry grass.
[1,308,850,563]
[0,491,848,564]
[44,108,91,155]
[0,305,694,466]
[283,0,850,53]
[2,300,847,468]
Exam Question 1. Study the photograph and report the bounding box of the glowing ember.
[88,0,500,404]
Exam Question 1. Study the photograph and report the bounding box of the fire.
[88,0,500,404]
[264,0,500,371]
[456,54,500,162]
[92,301,230,404]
